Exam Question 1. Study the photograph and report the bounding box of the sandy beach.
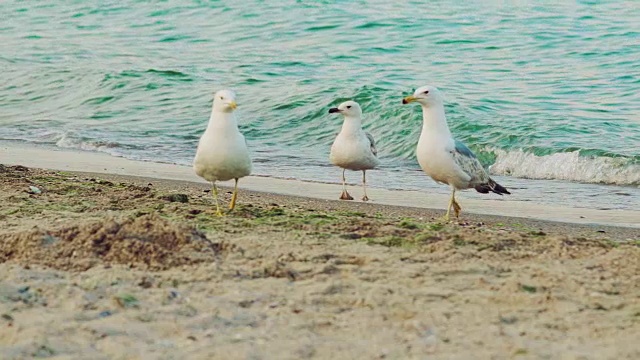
[3,1,640,358]
[1,157,639,359]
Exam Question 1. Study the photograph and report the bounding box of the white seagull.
[194,89,252,216]
[329,101,379,201]
[402,85,510,220]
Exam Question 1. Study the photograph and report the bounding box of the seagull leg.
[229,178,239,211]
[339,169,354,200]
[361,170,369,202]
[442,188,456,221]
[451,193,462,218]
[212,182,223,216]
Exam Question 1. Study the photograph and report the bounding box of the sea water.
[1,1,639,211]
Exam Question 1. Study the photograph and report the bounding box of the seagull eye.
[346,106,352,109]
[220,96,225,100]
[423,90,429,94]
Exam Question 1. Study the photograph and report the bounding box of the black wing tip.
[491,180,511,195]
[475,179,511,195]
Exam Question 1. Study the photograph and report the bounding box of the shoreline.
[1,141,638,229]
[67,170,640,241]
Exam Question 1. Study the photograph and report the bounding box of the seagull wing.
[451,139,489,184]
[451,139,510,195]
[365,132,377,157]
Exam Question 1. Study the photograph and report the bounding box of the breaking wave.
[55,133,124,155]
[490,150,640,186]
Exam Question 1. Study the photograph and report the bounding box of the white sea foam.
[7,128,639,188]
[490,149,640,186]
[54,133,128,158]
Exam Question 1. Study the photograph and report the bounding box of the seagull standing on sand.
[402,86,510,220]
[194,89,252,216]
[329,101,379,201]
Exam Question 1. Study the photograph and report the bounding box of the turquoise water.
[1,1,640,210]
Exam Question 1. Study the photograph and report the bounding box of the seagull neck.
[207,110,238,130]
[340,116,363,133]
[420,105,451,137]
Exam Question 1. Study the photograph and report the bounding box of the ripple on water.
[0,1,639,209]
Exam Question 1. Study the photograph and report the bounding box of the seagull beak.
[228,101,237,110]
[328,107,341,114]
[402,95,417,104]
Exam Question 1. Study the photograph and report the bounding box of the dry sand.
[0,164,639,359]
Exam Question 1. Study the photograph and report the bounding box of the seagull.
[193,89,252,216]
[329,101,379,201]
[402,85,510,220]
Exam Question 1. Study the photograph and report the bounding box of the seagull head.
[328,100,362,118]
[402,85,443,107]
[213,89,238,112]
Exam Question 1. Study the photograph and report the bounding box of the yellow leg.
[442,188,462,220]
[229,178,239,211]
[452,197,462,218]
[438,188,463,222]
[212,182,223,216]
[442,188,456,221]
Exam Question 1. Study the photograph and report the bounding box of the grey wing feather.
[365,132,377,157]
[454,139,476,158]
[452,139,511,195]
[451,139,489,183]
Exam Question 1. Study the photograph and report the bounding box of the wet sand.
[2,141,639,228]
[0,165,639,359]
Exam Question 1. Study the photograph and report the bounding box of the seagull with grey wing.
[402,85,510,220]
[329,101,379,201]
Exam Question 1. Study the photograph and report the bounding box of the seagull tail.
[475,178,511,195]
